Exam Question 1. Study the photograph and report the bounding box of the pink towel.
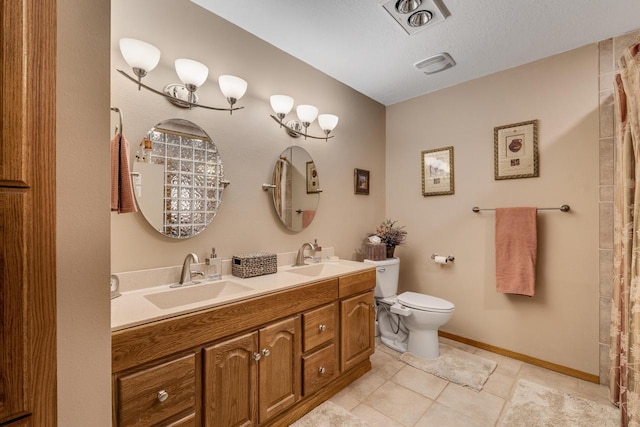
[495,207,537,296]
[110,133,137,214]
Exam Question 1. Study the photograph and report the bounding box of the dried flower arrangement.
[372,219,407,248]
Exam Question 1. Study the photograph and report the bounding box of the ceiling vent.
[414,52,456,74]
[380,0,450,35]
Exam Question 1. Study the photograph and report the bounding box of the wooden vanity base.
[112,269,376,426]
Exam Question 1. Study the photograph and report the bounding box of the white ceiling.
[192,0,640,106]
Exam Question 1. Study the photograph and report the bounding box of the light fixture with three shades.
[118,38,247,114]
[269,95,339,141]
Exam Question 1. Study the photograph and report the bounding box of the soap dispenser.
[313,239,323,263]
[205,247,222,280]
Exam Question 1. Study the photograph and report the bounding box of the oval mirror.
[269,146,320,231]
[132,118,226,239]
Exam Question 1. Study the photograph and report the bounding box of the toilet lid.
[397,291,455,312]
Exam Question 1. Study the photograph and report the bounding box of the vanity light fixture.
[269,95,339,141]
[117,38,248,114]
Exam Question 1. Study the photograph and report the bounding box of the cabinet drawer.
[116,353,196,427]
[338,269,375,298]
[302,344,338,396]
[302,303,337,352]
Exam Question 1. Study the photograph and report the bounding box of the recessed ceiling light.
[408,10,432,27]
[395,0,422,14]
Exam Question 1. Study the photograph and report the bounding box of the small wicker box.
[232,252,277,278]
[365,243,386,261]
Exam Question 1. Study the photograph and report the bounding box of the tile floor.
[328,337,615,426]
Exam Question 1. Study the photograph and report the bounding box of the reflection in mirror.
[132,118,225,239]
[270,146,320,231]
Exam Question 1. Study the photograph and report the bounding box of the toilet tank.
[363,257,400,298]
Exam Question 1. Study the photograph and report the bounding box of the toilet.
[364,257,454,359]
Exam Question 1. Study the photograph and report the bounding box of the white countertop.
[111,259,373,332]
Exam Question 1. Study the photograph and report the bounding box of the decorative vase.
[386,246,396,258]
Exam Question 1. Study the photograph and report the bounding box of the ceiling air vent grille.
[414,52,455,74]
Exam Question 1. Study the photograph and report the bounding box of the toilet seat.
[397,291,454,313]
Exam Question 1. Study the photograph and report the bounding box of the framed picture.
[306,161,319,193]
[494,120,539,180]
[354,168,370,195]
[421,146,454,196]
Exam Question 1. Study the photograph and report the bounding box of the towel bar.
[472,205,570,213]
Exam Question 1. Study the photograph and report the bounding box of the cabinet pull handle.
[262,348,271,357]
[157,390,169,403]
[252,352,261,361]
[318,324,327,332]
[318,367,326,374]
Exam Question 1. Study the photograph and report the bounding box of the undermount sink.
[144,280,254,309]
[285,263,351,277]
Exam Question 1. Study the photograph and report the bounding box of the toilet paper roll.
[434,255,449,264]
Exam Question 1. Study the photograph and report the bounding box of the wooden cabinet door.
[258,316,301,423]
[204,332,258,427]
[340,291,375,372]
[0,190,27,424]
[1,0,56,425]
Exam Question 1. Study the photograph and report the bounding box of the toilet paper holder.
[431,254,455,262]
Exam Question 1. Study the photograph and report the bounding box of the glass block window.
[134,119,225,239]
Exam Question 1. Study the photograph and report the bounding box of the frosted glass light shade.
[175,59,209,88]
[318,114,339,131]
[296,105,318,124]
[218,75,248,100]
[119,38,161,72]
[270,95,294,115]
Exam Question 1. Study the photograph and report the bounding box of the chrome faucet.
[293,242,317,267]
[172,253,203,287]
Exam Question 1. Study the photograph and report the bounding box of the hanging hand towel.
[495,207,537,296]
[110,133,137,214]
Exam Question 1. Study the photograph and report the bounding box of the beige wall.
[386,45,600,374]
[110,0,386,273]
[57,0,112,424]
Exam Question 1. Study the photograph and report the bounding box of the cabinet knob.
[318,324,327,332]
[262,348,271,357]
[318,367,326,374]
[157,390,169,403]
[252,352,261,361]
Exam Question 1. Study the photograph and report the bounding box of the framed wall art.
[306,161,319,193]
[421,146,454,196]
[494,120,539,180]
[354,168,370,195]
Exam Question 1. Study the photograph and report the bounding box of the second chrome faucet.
[293,242,317,267]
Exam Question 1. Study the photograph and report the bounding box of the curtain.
[611,42,640,427]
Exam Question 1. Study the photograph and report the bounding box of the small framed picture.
[354,168,370,195]
[306,161,319,193]
[494,120,539,180]
[421,146,454,196]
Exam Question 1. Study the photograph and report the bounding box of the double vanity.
[111,258,376,426]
